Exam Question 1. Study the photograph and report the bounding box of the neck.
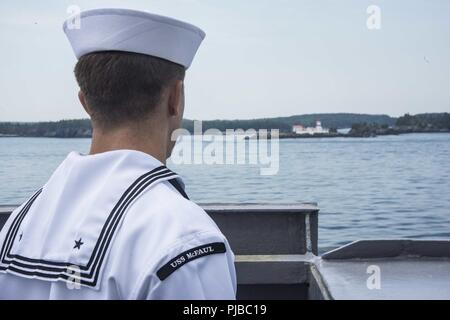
[89,122,168,164]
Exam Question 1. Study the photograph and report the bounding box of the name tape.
[157,242,226,281]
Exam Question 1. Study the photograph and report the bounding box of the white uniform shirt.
[0,150,236,299]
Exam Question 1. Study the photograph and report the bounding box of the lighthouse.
[316,120,323,131]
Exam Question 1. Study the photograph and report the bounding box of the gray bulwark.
[322,239,450,259]
[203,204,319,255]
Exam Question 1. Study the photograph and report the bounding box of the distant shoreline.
[1,112,449,139]
[2,130,450,140]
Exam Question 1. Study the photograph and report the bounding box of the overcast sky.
[0,0,449,122]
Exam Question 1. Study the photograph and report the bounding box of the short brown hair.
[74,51,185,128]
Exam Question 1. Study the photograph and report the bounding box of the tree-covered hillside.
[0,119,92,138]
[3,113,440,138]
[396,113,450,129]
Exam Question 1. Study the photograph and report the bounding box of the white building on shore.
[292,121,329,135]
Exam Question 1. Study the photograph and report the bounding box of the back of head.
[74,51,185,129]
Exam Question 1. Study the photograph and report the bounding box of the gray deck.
[318,240,450,300]
[1,205,450,300]
[317,257,450,300]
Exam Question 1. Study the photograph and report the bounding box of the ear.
[78,91,92,117]
[167,80,184,117]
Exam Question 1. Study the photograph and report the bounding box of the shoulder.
[130,180,222,237]
[136,229,236,299]
[110,180,234,298]
[113,178,227,271]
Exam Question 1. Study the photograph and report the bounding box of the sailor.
[0,8,236,299]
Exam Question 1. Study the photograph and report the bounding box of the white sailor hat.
[63,8,206,68]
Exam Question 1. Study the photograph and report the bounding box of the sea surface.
[1,133,449,252]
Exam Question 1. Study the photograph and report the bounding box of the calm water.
[1,134,450,252]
